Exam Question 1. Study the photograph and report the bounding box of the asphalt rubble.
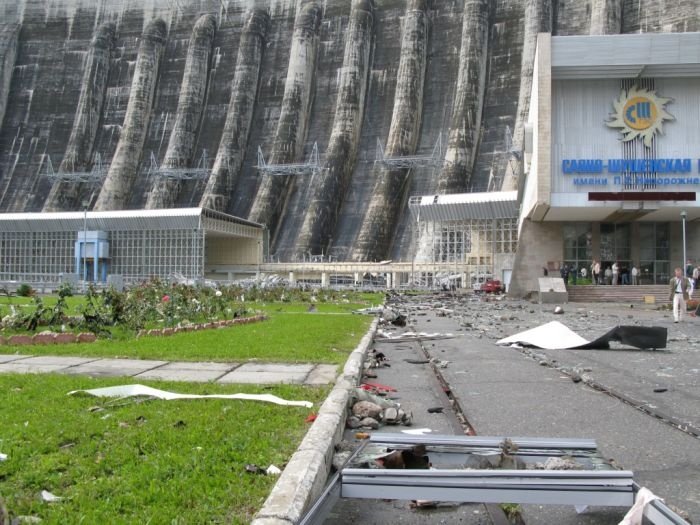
[318,292,698,525]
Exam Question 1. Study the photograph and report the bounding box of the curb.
[251,317,379,525]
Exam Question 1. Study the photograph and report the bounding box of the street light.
[82,200,89,287]
[681,210,687,275]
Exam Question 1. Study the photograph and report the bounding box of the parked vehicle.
[479,279,504,294]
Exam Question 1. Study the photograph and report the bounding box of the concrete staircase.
[567,285,671,304]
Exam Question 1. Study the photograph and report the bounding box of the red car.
[479,279,504,294]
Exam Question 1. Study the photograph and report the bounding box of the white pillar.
[288,271,295,285]
[321,272,328,288]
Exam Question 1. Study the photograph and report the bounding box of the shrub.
[16,284,33,297]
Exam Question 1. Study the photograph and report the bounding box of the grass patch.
[5,305,372,364]
[0,373,328,524]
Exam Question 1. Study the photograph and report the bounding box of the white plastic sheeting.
[496,321,589,349]
[68,384,313,408]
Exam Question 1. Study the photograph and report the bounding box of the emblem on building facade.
[606,86,674,148]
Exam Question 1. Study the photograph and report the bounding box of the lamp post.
[681,210,687,275]
[82,200,89,287]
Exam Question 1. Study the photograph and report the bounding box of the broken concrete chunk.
[346,416,361,429]
[383,407,399,424]
[352,400,383,419]
[359,417,380,429]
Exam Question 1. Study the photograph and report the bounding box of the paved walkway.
[0,354,338,385]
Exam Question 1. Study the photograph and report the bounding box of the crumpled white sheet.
[68,384,313,408]
[618,487,661,525]
[496,321,589,349]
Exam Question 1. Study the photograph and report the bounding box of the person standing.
[612,261,619,285]
[593,259,601,285]
[669,267,690,323]
[631,264,639,285]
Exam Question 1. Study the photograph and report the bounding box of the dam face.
[0,0,698,260]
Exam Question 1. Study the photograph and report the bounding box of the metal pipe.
[146,14,216,210]
[200,9,270,212]
[350,0,428,262]
[437,0,490,194]
[43,23,115,212]
[94,18,167,211]
[501,0,551,192]
[247,2,322,239]
[295,0,374,256]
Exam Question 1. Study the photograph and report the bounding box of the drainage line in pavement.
[513,348,700,441]
[412,328,513,525]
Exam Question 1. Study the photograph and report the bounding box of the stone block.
[77,333,97,343]
[8,335,33,345]
[54,333,78,344]
[32,333,56,345]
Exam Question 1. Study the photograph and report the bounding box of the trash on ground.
[497,321,667,350]
[618,486,661,525]
[402,428,433,435]
[266,465,282,475]
[375,330,456,343]
[40,490,62,503]
[0,453,7,461]
[245,464,266,475]
[68,384,313,408]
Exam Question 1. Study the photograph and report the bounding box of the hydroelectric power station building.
[509,31,700,296]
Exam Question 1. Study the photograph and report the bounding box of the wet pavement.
[0,354,338,385]
[321,293,699,524]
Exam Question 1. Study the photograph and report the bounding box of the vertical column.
[501,0,551,192]
[589,0,623,35]
[200,9,270,211]
[94,19,168,211]
[350,0,428,262]
[321,271,328,288]
[0,24,20,137]
[436,0,490,194]
[288,271,296,285]
[146,14,216,210]
[295,0,375,256]
[248,3,322,238]
[43,23,115,211]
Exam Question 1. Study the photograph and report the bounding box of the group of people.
[589,260,639,285]
[670,260,700,323]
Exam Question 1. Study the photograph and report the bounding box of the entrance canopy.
[408,191,518,222]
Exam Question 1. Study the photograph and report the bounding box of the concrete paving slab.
[134,367,232,382]
[0,362,72,374]
[154,361,237,372]
[304,364,338,385]
[0,354,31,363]
[232,363,314,374]
[217,371,309,384]
[63,358,168,378]
[14,356,99,366]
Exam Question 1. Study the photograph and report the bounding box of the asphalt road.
[320,293,699,524]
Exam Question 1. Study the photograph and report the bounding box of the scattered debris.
[404,359,430,364]
[355,432,370,439]
[266,465,282,476]
[0,453,7,461]
[68,384,313,408]
[533,457,583,470]
[40,490,62,503]
[352,401,383,419]
[359,417,380,429]
[305,413,317,423]
[245,464,266,475]
[553,306,565,315]
[653,387,668,393]
[497,321,667,350]
[618,486,661,525]
[375,330,456,343]
[375,445,429,469]
[427,407,443,414]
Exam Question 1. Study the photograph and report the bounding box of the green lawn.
[3,307,372,364]
[0,374,328,524]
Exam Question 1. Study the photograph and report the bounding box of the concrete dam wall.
[0,0,698,261]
